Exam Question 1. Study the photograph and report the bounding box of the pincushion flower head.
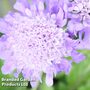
[0,0,87,87]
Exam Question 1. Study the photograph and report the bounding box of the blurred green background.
[0,0,90,90]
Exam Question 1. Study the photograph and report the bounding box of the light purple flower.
[67,0,90,50]
[0,0,87,87]
[68,0,90,25]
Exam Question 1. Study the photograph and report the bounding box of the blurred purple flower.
[0,0,87,87]
[68,0,90,24]
[67,0,90,50]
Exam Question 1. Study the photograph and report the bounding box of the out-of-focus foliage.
[0,0,11,17]
[0,0,90,90]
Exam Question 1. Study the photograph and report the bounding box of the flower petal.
[45,72,53,86]
[1,61,15,74]
[71,50,85,63]
[14,0,30,14]
[77,27,90,49]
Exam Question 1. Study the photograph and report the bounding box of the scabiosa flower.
[67,0,90,50]
[0,0,86,87]
[68,0,90,24]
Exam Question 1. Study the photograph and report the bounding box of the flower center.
[8,14,65,70]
